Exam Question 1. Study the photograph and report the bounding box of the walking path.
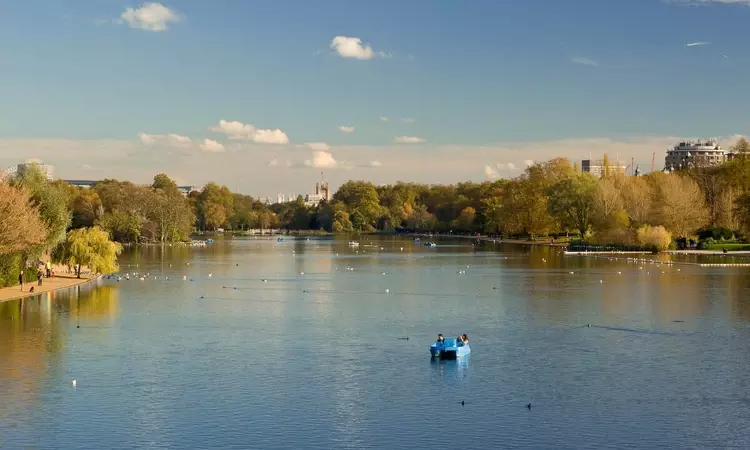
[0,264,95,303]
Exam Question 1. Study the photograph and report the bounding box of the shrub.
[697,227,734,241]
[636,225,672,252]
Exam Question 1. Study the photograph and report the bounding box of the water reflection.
[0,283,119,425]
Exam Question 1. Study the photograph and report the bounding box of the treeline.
[0,166,121,287]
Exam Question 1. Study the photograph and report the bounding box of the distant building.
[304,179,332,207]
[3,161,55,180]
[581,159,627,177]
[276,193,286,204]
[664,139,732,171]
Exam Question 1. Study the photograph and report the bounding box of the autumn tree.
[649,173,708,238]
[0,183,47,255]
[53,227,123,278]
[198,183,233,230]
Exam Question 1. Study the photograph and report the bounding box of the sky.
[1,0,749,197]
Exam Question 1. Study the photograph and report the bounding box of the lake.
[2,236,750,449]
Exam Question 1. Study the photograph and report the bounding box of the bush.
[0,253,37,288]
[697,227,735,241]
[698,237,716,249]
[636,225,672,252]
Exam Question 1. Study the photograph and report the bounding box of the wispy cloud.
[338,125,355,133]
[120,2,181,32]
[306,142,330,151]
[138,132,192,148]
[393,136,426,144]
[686,41,710,47]
[379,117,389,122]
[401,117,416,124]
[571,57,599,67]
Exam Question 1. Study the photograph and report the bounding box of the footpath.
[0,264,95,303]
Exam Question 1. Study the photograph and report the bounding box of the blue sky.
[1,0,749,196]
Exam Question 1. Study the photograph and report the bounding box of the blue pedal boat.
[430,337,470,360]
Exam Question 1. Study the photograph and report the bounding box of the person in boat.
[462,334,469,345]
[456,335,464,346]
[436,334,445,345]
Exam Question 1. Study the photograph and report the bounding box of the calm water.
[2,237,750,449]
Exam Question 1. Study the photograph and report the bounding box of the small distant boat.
[206,238,214,244]
[348,241,360,247]
[277,237,284,242]
[430,337,470,360]
[424,242,437,248]
[414,238,421,243]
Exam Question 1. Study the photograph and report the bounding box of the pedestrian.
[46,261,52,278]
[37,269,43,286]
[18,271,23,291]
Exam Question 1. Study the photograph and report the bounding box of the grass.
[703,243,750,251]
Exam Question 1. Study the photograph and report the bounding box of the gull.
[208,273,212,277]
[72,380,77,387]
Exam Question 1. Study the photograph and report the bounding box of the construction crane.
[651,152,656,173]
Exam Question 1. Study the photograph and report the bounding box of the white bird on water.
[72,380,76,387]
[208,273,212,277]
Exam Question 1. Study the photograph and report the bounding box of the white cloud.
[394,136,425,144]
[200,139,225,153]
[306,142,330,151]
[686,41,711,47]
[330,36,385,60]
[138,132,192,147]
[253,129,290,145]
[210,120,289,144]
[338,125,355,133]
[401,117,416,124]
[304,151,338,169]
[379,117,389,122]
[571,57,599,67]
[496,162,517,171]
[484,165,499,180]
[524,159,535,167]
[369,160,382,167]
[120,2,180,32]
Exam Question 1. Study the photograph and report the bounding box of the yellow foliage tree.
[0,182,47,255]
[54,227,123,278]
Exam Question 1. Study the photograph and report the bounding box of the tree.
[454,207,477,231]
[54,227,123,278]
[620,176,652,226]
[70,188,103,229]
[11,164,72,251]
[0,183,47,255]
[547,173,598,236]
[333,181,382,230]
[198,183,233,230]
[602,153,611,178]
[593,177,626,230]
[650,173,708,238]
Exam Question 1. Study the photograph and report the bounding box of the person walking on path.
[18,271,24,291]
[46,261,52,278]
[37,269,43,286]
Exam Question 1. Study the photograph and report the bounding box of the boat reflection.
[430,354,469,381]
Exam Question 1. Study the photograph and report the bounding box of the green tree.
[547,173,598,236]
[198,183,234,230]
[70,188,103,229]
[333,181,382,230]
[53,227,123,278]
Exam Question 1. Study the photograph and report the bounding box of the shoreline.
[0,274,100,303]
